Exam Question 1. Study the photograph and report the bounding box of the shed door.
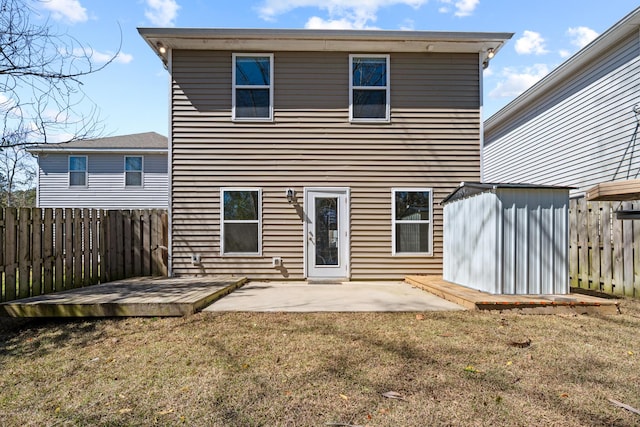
[305,188,350,280]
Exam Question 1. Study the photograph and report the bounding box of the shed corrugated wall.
[443,187,569,294]
[483,31,640,196]
[170,50,482,279]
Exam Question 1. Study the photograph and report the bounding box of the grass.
[1,300,640,426]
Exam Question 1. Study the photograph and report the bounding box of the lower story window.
[221,188,261,255]
[392,188,432,255]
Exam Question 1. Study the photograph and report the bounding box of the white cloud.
[400,18,415,30]
[567,26,598,49]
[68,48,133,65]
[558,49,570,58]
[258,0,425,29]
[305,16,360,29]
[145,0,180,27]
[515,30,549,55]
[40,0,88,23]
[489,64,550,98]
[451,0,478,17]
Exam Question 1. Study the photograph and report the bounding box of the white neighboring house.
[28,132,168,209]
[483,7,640,198]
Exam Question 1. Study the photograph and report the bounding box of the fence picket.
[73,208,83,288]
[588,203,600,291]
[18,208,31,299]
[32,208,43,296]
[43,209,54,294]
[64,208,74,289]
[54,208,64,292]
[4,208,16,301]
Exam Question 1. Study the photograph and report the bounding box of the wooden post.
[142,210,151,276]
[90,209,99,285]
[588,202,600,291]
[132,209,142,277]
[73,208,83,287]
[123,210,132,278]
[64,208,74,289]
[17,208,31,299]
[83,208,91,286]
[99,210,108,283]
[54,208,64,291]
[578,199,589,289]
[634,202,640,298]
[622,201,634,297]
[32,208,43,296]
[43,209,54,294]
[612,204,624,295]
[569,199,579,287]
[4,208,16,301]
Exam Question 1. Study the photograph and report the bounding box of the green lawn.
[1,300,640,426]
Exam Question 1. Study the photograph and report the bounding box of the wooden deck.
[0,276,247,317]
[406,275,620,315]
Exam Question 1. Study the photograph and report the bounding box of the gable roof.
[27,132,168,154]
[138,28,513,67]
[485,6,640,134]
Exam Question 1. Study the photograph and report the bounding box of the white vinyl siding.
[232,54,274,121]
[392,188,433,256]
[484,31,640,196]
[37,153,168,208]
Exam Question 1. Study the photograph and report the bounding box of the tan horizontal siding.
[170,49,480,279]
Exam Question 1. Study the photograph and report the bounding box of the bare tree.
[1,0,118,148]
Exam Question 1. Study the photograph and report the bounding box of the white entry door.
[305,188,350,280]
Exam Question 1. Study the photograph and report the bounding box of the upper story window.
[68,155,87,187]
[125,156,143,187]
[392,188,432,256]
[350,55,390,122]
[232,54,273,121]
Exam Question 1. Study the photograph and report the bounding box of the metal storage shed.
[442,182,570,295]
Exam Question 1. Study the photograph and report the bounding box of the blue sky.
[24,0,640,138]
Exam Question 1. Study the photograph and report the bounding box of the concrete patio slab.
[203,280,466,312]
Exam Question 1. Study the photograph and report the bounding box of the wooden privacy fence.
[570,198,640,297]
[0,208,168,303]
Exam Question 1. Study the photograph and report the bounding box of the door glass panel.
[315,197,338,266]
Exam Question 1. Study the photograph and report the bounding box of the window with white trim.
[125,156,143,187]
[221,188,261,255]
[69,155,87,187]
[232,54,273,120]
[350,54,390,121]
[392,188,432,255]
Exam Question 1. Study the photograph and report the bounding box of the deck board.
[0,276,247,317]
[406,275,620,314]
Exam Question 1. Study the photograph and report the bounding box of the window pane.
[236,89,270,118]
[235,57,270,85]
[315,197,338,266]
[224,223,259,253]
[353,89,386,119]
[395,191,430,220]
[224,191,259,220]
[70,171,86,186]
[126,172,142,186]
[352,58,386,87]
[396,223,430,253]
[126,157,142,172]
[69,157,86,171]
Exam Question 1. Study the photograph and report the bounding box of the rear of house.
[139,28,511,280]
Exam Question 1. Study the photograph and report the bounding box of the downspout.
[479,52,485,182]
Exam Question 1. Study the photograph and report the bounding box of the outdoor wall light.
[157,42,167,54]
[286,188,295,203]
[487,48,495,59]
